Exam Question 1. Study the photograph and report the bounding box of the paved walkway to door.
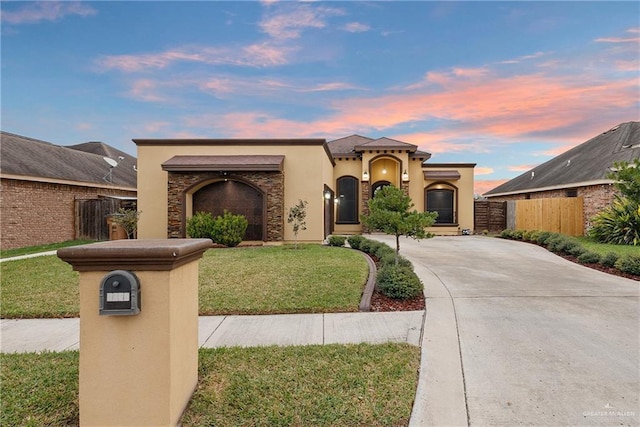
[369,234,639,427]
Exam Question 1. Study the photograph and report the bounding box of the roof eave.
[484,179,615,197]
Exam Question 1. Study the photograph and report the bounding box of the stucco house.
[0,132,137,250]
[134,135,475,243]
[484,121,640,231]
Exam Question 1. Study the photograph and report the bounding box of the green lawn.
[0,245,368,318]
[1,344,420,427]
[199,245,368,315]
[576,237,639,257]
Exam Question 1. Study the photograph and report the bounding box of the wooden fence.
[75,198,122,241]
[515,197,584,236]
[474,201,507,233]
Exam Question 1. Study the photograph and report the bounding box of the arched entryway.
[193,180,264,241]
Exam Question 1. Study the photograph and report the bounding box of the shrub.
[600,252,619,268]
[577,251,601,264]
[522,230,533,242]
[360,239,382,256]
[546,235,572,253]
[376,265,423,300]
[615,255,640,276]
[513,230,525,240]
[211,211,248,247]
[499,229,514,239]
[380,253,413,269]
[536,231,556,246]
[347,235,365,250]
[529,230,542,243]
[589,196,640,246]
[373,243,394,260]
[567,243,587,257]
[186,212,215,239]
[327,235,347,247]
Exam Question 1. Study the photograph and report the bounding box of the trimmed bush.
[360,239,382,256]
[211,211,248,247]
[347,235,365,250]
[546,235,573,253]
[380,253,413,269]
[600,252,619,268]
[373,243,394,260]
[577,251,601,264]
[376,265,423,300]
[536,231,556,246]
[186,212,215,239]
[615,255,640,276]
[327,235,347,247]
[567,244,587,257]
[499,229,514,239]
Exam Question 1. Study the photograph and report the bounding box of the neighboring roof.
[162,155,285,172]
[67,141,130,159]
[485,122,640,196]
[0,131,137,188]
[327,134,432,160]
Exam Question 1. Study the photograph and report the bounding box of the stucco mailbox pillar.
[58,239,211,427]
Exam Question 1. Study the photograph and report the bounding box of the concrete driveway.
[369,234,639,426]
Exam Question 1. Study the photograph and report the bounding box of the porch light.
[324,190,331,200]
[402,170,409,181]
[363,170,369,181]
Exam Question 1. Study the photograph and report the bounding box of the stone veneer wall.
[0,178,136,250]
[167,171,284,241]
[360,180,371,233]
[488,183,618,232]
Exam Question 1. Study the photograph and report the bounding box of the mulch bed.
[370,291,425,312]
[559,254,639,281]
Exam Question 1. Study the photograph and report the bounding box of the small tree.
[111,207,141,239]
[361,186,437,264]
[287,199,308,249]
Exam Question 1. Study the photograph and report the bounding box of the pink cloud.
[259,4,344,39]
[96,44,293,72]
[475,167,494,175]
[476,179,509,195]
[508,164,538,172]
[1,1,96,24]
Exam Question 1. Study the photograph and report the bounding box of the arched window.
[425,185,456,224]
[372,181,391,198]
[336,176,359,223]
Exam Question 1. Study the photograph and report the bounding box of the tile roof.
[485,122,640,196]
[1,131,137,188]
[327,134,431,159]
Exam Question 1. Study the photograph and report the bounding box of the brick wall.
[488,183,618,232]
[167,171,284,241]
[0,178,136,251]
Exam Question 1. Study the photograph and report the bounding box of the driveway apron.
[369,234,639,427]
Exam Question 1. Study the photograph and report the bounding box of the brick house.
[0,132,137,250]
[484,122,640,232]
[134,135,475,243]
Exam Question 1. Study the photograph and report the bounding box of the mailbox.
[99,270,141,316]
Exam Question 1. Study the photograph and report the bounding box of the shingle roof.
[1,131,137,188]
[162,155,285,172]
[327,135,374,155]
[485,122,640,196]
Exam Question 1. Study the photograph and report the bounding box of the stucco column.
[58,239,211,427]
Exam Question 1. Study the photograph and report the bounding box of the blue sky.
[2,1,638,194]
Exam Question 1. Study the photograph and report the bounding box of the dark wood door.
[193,180,264,241]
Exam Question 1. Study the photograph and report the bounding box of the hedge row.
[498,229,640,276]
[327,235,423,300]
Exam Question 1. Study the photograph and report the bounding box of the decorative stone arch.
[425,181,459,225]
[165,170,284,241]
[189,176,267,241]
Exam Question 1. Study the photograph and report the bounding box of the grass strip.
[1,245,368,318]
[1,344,420,427]
[0,240,95,259]
[575,237,639,257]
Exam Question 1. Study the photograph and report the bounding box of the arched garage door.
[193,180,264,241]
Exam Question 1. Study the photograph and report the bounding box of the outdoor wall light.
[324,191,331,200]
[363,170,369,181]
[402,170,409,181]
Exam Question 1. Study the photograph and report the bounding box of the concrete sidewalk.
[0,311,424,353]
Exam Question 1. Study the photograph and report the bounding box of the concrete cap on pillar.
[58,239,213,271]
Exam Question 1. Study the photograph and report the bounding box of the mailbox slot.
[99,270,141,316]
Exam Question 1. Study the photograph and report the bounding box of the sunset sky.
[2,1,638,194]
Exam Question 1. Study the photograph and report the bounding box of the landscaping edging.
[357,249,377,312]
